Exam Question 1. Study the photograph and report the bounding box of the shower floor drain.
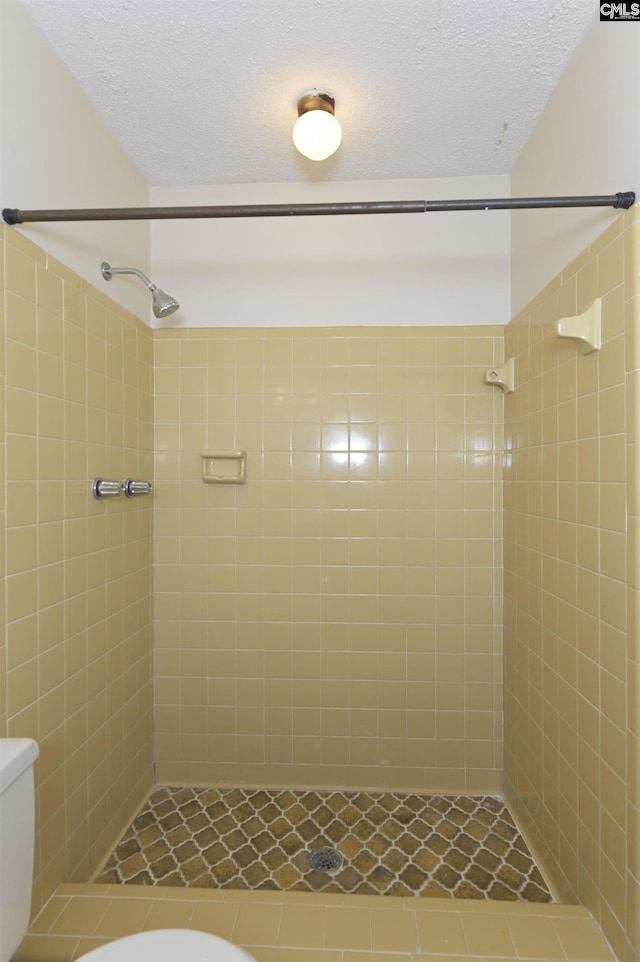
[308,846,344,875]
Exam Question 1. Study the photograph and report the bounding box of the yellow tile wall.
[153,326,504,794]
[503,207,640,962]
[1,225,155,917]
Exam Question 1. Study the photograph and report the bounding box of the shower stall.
[1,201,639,962]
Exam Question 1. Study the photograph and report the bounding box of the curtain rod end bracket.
[615,191,635,209]
[2,208,22,225]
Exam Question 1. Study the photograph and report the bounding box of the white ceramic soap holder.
[555,298,602,355]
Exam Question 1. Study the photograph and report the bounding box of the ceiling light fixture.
[293,89,342,161]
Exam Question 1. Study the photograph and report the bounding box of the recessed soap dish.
[201,450,246,484]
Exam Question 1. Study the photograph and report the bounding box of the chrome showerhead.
[101,261,180,318]
[149,284,180,319]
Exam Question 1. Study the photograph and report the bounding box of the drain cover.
[308,846,344,875]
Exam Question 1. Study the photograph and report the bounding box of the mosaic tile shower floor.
[96,787,552,902]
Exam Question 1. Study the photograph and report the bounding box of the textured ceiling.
[19,0,595,187]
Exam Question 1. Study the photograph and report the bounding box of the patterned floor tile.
[96,788,552,901]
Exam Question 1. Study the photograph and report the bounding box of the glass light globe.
[293,109,342,161]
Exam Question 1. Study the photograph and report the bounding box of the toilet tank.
[0,738,39,962]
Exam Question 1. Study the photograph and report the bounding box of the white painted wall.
[0,1,151,319]
[151,176,510,328]
[512,16,640,314]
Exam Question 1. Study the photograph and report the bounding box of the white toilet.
[76,930,256,961]
[0,739,256,962]
[0,738,39,962]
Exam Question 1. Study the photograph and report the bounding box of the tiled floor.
[20,883,616,962]
[95,787,552,902]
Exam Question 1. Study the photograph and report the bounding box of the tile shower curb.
[20,882,616,962]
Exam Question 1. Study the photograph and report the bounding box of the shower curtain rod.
[2,191,635,225]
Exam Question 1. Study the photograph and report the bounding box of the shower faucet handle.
[121,478,153,498]
[92,478,122,499]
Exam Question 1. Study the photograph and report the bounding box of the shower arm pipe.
[2,191,635,225]
[103,263,155,288]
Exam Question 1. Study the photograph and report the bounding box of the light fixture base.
[297,90,335,117]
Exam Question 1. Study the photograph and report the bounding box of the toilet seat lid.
[77,929,256,962]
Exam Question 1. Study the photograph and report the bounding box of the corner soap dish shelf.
[484,357,515,394]
[556,298,602,354]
